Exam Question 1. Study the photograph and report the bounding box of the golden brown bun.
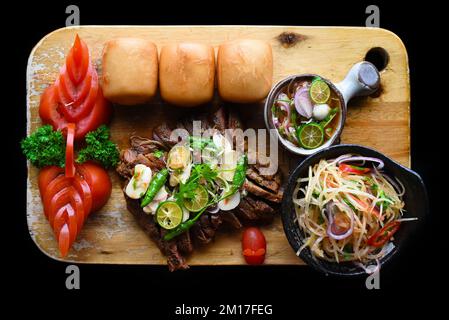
[101,38,158,105]
[159,43,215,107]
[217,39,273,103]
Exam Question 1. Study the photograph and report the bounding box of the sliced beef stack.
[116,107,283,271]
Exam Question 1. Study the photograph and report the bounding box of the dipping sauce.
[271,77,341,150]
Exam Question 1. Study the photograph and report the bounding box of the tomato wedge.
[65,123,76,178]
[66,34,89,85]
[57,65,94,114]
[42,174,71,219]
[77,162,112,212]
[242,227,267,265]
[58,224,71,258]
[339,163,370,174]
[367,221,401,247]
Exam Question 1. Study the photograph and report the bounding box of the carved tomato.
[39,34,111,141]
[38,125,111,257]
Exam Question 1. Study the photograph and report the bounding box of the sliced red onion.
[206,205,220,214]
[325,201,354,240]
[381,173,405,196]
[330,154,353,163]
[276,93,290,119]
[272,116,281,128]
[277,92,289,102]
[288,126,299,142]
[294,87,313,119]
[338,156,384,170]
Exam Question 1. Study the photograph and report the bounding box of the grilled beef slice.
[243,179,283,203]
[125,195,189,271]
[246,167,280,193]
[153,122,176,147]
[209,107,227,133]
[220,212,243,229]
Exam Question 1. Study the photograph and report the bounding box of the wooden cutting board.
[26,26,410,266]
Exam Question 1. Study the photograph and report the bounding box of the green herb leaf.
[21,125,65,168]
[175,163,218,205]
[76,125,119,168]
[189,136,215,150]
[343,197,357,211]
[153,150,164,159]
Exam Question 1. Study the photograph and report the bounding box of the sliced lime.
[183,185,209,212]
[310,79,331,104]
[156,201,183,230]
[298,123,324,149]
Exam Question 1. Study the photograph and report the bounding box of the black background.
[4,0,443,317]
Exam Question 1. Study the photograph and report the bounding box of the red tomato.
[65,123,76,178]
[57,64,92,107]
[38,166,64,196]
[66,34,89,85]
[71,88,111,140]
[38,163,111,257]
[242,227,267,265]
[77,162,111,212]
[38,35,111,141]
[58,224,71,258]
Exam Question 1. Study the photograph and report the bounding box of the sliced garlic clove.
[178,163,192,184]
[218,191,240,211]
[125,164,152,199]
[182,206,190,222]
[154,186,169,202]
[143,200,162,215]
[219,150,238,181]
[213,132,232,153]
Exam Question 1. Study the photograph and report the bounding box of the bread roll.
[101,38,158,105]
[217,39,273,103]
[159,43,215,107]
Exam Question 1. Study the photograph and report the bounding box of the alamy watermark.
[365,5,380,27]
[170,123,279,176]
[66,5,80,26]
[65,265,80,290]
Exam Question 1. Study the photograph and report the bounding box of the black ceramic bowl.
[281,144,428,276]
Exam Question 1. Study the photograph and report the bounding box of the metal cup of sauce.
[264,61,380,156]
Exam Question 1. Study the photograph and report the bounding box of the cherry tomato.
[242,227,266,265]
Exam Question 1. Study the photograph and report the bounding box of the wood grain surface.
[26,26,410,266]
